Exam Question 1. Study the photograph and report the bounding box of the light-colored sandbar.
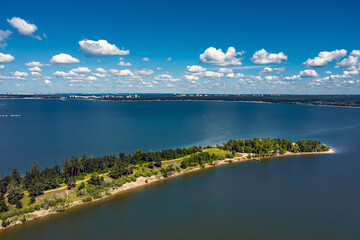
[0,148,334,230]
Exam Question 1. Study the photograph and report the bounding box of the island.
[0,138,332,229]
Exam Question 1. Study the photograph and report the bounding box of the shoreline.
[0,148,334,231]
[1,98,360,109]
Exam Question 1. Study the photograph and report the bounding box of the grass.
[203,148,232,157]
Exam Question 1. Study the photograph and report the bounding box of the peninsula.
[0,138,332,230]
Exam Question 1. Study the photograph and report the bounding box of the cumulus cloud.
[200,47,243,66]
[250,49,287,64]
[218,68,233,73]
[0,53,15,63]
[283,75,301,81]
[7,17,42,40]
[193,71,224,78]
[31,72,41,77]
[13,71,28,77]
[86,76,97,81]
[166,57,172,61]
[350,50,360,57]
[44,79,52,85]
[96,68,107,74]
[0,30,12,47]
[300,69,319,78]
[79,39,129,57]
[184,75,199,81]
[134,69,154,76]
[28,66,41,72]
[72,67,91,73]
[154,74,180,82]
[93,73,107,78]
[187,65,206,72]
[0,65,4,69]
[25,61,43,67]
[336,50,360,70]
[259,67,273,75]
[225,73,244,78]
[142,57,151,62]
[50,53,80,64]
[117,61,132,66]
[110,69,134,76]
[303,49,347,68]
[54,70,77,78]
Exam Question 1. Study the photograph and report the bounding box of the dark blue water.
[0,100,359,239]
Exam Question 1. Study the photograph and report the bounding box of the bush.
[30,196,36,204]
[34,204,40,211]
[16,201,23,209]
[2,219,10,227]
[82,196,92,203]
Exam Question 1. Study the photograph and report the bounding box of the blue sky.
[0,0,359,94]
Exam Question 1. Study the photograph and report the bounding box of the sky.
[0,0,360,94]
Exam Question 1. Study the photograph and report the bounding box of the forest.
[0,138,330,226]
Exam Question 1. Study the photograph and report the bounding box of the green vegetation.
[0,138,330,228]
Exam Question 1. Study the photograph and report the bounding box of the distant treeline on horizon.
[1,94,360,107]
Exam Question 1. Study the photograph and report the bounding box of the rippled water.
[0,100,359,239]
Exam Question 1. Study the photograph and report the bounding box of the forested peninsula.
[0,138,332,229]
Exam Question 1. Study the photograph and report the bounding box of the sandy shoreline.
[0,148,334,231]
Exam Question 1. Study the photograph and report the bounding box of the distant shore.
[0,148,334,231]
[1,97,360,109]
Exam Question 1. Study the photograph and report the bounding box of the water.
[0,100,359,239]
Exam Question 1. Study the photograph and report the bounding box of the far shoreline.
[1,97,360,109]
[0,148,334,232]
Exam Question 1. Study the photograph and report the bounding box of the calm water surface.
[0,100,359,239]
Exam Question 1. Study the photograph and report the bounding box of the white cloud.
[264,75,279,81]
[218,68,233,73]
[135,69,154,76]
[79,39,129,57]
[117,61,132,66]
[336,50,360,70]
[300,69,319,78]
[251,49,287,64]
[0,30,12,47]
[72,67,91,73]
[187,65,206,72]
[166,57,172,61]
[142,57,151,62]
[7,17,42,40]
[0,65,4,69]
[13,71,28,77]
[0,53,15,63]
[326,71,332,74]
[96,68,107,74]
[44,79,52,85]
[53,70,77,78]
[184,75,199,81]
[31,72,41,77]
[86,76,97,81]
[154,74,180,82]
[350,50,360,57]
[200,47,243,66]
[194,71,224,78]
[283,75,301,81]
[303,49,347,68]
[259,67,273,75]
[28,66,41,72]
[25,61,43,67]
[93,73,107,78]
[110,69,134,76]
[50,53,80,64]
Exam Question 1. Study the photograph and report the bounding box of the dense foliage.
[0,138,329,217]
